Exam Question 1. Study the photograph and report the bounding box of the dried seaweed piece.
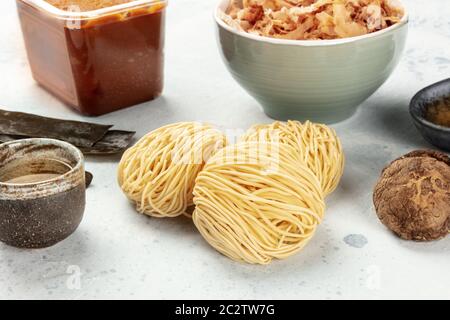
[80,130,135,155]
[0,109,112,148]
[222,0,405,40]
[0,134,20,144]
[0,130,135,155]
[85,171,94,188]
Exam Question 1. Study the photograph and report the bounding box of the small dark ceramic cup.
[0,138,86,248]
[410,78,450,152]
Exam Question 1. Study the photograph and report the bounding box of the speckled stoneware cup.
[0,139,86,248]
[215,0,409,123]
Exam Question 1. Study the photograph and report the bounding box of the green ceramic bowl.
[215,1,409,123]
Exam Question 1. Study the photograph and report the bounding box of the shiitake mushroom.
[373,150,450,241]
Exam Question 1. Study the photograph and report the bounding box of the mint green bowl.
[215,0,409,123]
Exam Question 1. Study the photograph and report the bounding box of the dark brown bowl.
[410,78,450,152]
[0,138,86,248]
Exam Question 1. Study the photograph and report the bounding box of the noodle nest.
[118,122,227,218]
[241,120,344,196]
[192,142,325,264]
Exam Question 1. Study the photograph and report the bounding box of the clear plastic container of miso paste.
[16,0,167,116]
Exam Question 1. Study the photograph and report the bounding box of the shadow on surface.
[363,99,431,149]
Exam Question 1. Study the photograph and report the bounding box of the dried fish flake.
[221,0,404,40]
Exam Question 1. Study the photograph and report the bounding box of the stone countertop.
[0,0,449,300]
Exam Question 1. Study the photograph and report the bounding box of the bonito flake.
[220,0,404,40]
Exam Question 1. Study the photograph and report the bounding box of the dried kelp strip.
[0,130,135,155]
[0,134,19,144]
[0,109,112,148]
[80,130,135,155]
[85,171,94,188]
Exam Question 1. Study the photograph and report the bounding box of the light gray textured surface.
[0,0,449,300]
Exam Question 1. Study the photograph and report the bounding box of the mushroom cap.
[373,150,450,241]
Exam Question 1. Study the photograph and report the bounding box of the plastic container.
[16,0,167,116]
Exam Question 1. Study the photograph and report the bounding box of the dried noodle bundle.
[193,142,325,264]
[118,122,227,218]
[241,121,345,196]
